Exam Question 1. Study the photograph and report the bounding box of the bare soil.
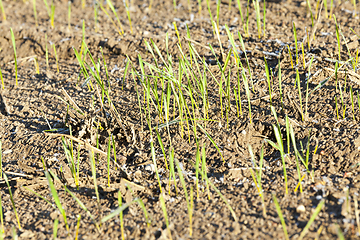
[1,0,360,239]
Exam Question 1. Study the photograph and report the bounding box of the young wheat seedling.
[248,144,266,217]
[0,0,6,21]
[0,67,4,89]
[351,86,355,120]
[306,0,314,27]
[334,15,341,61]
[293,22,299,66]
[287,45,294,69]
[68,1,71,30]
[216,0,220,32]
[264,57,272,105]
[0,140,2,178]
[301,42,306,69]
[159,194,173,240]
[267,107,288,194]
[272,194,289,240]
[253,0,261,38]
[50,1,55,29]
[124,0,133,34]
[53,219,59,240]
[304,56,314,119]
[10,28,18,86]
[329,0,334,18]
[100,198,138,223]
[118,192,125,240]
[298,199,325,240]
[75,215,81,240]
[46,171,70,233]
[4,174,21,230]
[94,1,99,32]
[63,185,100,231]
[89,149,100,205]
[104,0,124,35]
[52,44,59,73]
[206,0,215,35]
[33,0,38,26]
[236,0,244,24]
[0,193,3,235]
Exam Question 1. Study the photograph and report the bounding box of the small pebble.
[296,205,306,213]
[145,164,155,172]
[134,170,142,178]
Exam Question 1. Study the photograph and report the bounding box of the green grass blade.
[10,28,18,86]
[298,199,325,240]
[3,174,21,230]
[45,171,69,232]
[272,194,289,240]
[101,198,138,223]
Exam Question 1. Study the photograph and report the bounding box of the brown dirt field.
[1,0,360,239]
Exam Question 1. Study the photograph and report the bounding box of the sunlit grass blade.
[0,67,4,89]
[3,174,21,230]
[206,0,215,35]
[74,215,81,240]
[193,158,238,221]
[351,86,355,120]
[89,149,100,205]
[107,137,111,187]
[175,158,189,203]
[159,194,173,240]
[248,144,266,217]
[10,28,18,86]
[68,1,71,30]
[252,0,261,38]
[216,0,220,32]
[124,0,133,34]
[52,44,59,73]
[236,0,244,23]
[272,194,289,240]
[334,15,341,61]
[264,57,272,105]
[127,185,151,227]
[150,134,162,193]
[50,1,55,28]
[63,185,100,231]
[238,32,254,90]
[0,0,6,21]
[43,0,50,17]
[0,140,2,178]
[106,0,124,34]
[118,192,125,240]
[329,0,334,19]
[32,0,38,27]
[306,0,314,27]
[242,70,252,123]
[287,45,294,69]
[296,68,304,121]
[267,107,288,194]
[196,123,224,162]
[100,198,138,223]
[22,186,55,208]
[0,193,3,234]
[293,22,299,66]
[305,56,314,119]
[298,199,325,240]
[94,2,99,32]
[45,34,49,69]
[45,171,69,233]
[53,219,59,240]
